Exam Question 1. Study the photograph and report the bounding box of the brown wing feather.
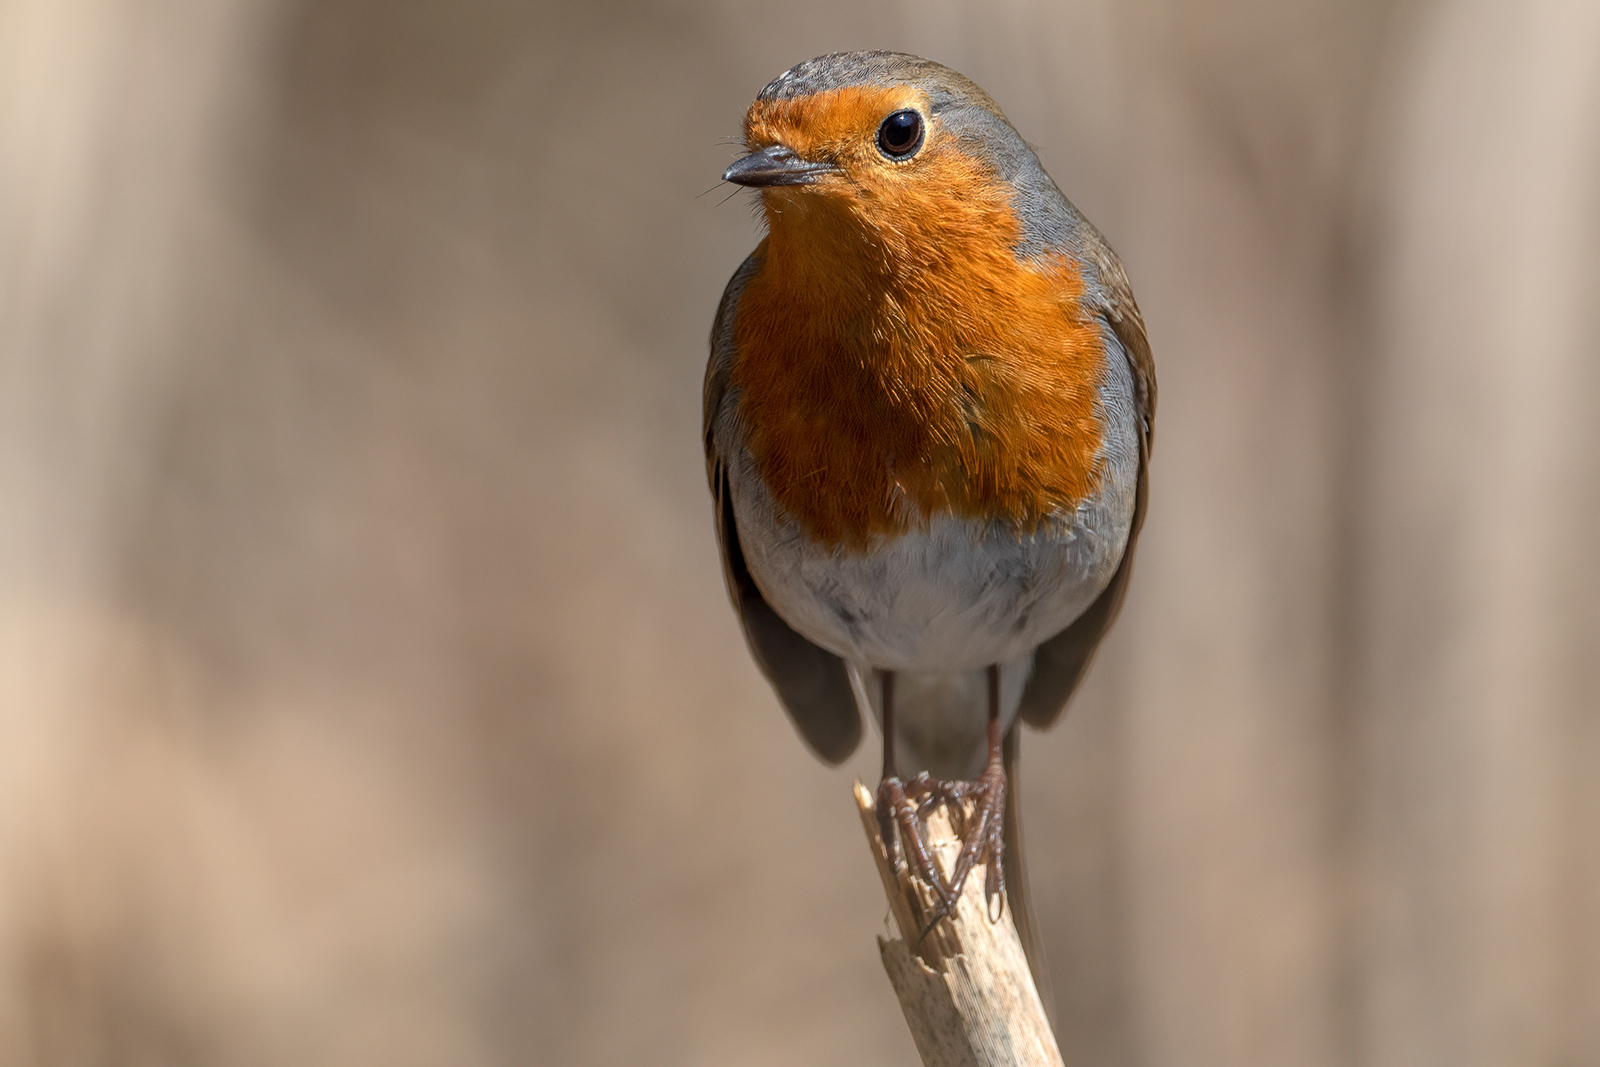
[1017,235,1155,728]
[706,252,862,763]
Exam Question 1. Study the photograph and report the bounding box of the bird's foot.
[875,760,1008,939]
[876,774,958,919]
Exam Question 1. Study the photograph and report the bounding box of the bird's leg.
[914,664,1008,937]
[874,671,956,915]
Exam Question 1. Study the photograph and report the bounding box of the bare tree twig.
[854,782,1064,1067]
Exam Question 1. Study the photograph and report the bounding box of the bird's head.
[724,52,1065,273]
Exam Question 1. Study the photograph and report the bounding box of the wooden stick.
[854,782,1064,1067]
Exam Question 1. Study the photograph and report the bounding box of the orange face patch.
[744,85,924,172]
[731,89,1109,551]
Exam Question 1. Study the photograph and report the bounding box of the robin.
[705,51,1155,957]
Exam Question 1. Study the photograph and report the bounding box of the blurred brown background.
[3,0,1597,1064]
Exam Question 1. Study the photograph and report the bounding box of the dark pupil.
[878,110,922,156]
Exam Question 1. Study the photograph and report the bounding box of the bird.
[704,51,1155,967]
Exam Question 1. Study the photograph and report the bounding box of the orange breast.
[730,138,1108,552]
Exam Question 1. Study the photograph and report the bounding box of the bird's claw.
[876,775,958,919]
[876,764,1007,939]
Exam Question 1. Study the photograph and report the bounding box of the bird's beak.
[723,144,838,187]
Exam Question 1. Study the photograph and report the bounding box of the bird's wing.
[705,249,862,764]
[1017,234,1156,729]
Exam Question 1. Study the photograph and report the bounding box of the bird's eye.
[876,109,925,159]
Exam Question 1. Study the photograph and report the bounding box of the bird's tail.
[1003,728,1056,1023]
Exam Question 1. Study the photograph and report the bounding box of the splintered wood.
[853,782,1064,1067]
